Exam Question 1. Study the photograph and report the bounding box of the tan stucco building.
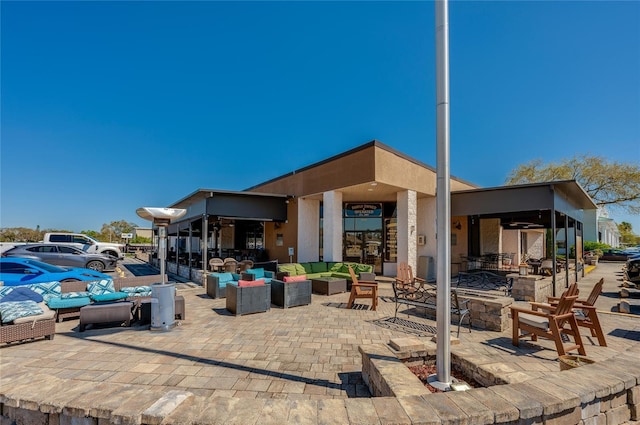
[159,140,597,285]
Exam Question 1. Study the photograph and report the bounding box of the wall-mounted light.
[453,221,462,230]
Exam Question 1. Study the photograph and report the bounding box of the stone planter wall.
[360,341,640,425]
[512,275,553,302]
[414,292,512,332]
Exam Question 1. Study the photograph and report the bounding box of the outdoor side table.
[311,277,347,295]
[79,301,133,332]
[139,295,185,324]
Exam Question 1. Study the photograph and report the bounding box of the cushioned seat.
[47,297,92,310]
[90,292,129,303]
[517,313,549,329]
[12,302,56,324]
[277,262,374,287]
[47,296,92,322]
[241,268,274,283]
[206,272,240,299]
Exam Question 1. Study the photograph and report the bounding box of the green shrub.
[584,241,609,257]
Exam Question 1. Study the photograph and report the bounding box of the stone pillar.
[397,190,417,273]
[297,198,320,262]
[323,191,343,262]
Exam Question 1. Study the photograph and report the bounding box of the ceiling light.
[367,188,374,191]
[370,182,378,186]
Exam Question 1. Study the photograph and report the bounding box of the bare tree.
[506,155,640,214]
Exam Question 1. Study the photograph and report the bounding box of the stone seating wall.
[413,292,513,332]
[360,341,640,425]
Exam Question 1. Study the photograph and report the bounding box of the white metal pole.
[159,226,167,285]
[432,0,452,390]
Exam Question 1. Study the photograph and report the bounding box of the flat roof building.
[155,140,597,288]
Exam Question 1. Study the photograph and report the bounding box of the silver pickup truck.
[42,232,124,259]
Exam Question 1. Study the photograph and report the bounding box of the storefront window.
[385,218,397,262]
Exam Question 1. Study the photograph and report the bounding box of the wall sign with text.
[344,203,382,217]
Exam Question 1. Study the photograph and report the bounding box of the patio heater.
[136,207,187,332]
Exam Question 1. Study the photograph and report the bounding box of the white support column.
[297,198,320,262]
[397,190,417,273]
[323,191,343,262]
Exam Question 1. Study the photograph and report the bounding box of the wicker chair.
[0,303,56,344]
[223,258,238,273]
[208,258,224,272]
[226,283,271,316]
[238,260,254,272]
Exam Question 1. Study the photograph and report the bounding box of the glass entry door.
[344,231,382,274]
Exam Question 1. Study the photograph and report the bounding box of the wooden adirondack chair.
[532,279,606,347]
[394,262,426,301]
[347,265,378,311]
[395,262,425,286]
[511,292,586,356]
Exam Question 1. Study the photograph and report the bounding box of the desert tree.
[506,155,640,215]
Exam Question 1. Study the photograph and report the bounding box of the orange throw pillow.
[238,279,265,287]
[283,275,307,283]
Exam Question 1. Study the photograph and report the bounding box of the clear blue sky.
[2,1,639,235]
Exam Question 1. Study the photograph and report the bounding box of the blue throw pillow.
[0,286,44,303]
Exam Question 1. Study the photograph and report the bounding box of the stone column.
[323,191,343,262]
[397,190,417,273]
[297,198,320,262]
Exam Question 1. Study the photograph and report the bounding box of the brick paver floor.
[1,261,639,419]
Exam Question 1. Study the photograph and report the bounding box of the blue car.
[0,258,111,286]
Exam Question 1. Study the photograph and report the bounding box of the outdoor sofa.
[277,262,375,289]
[0,285,56,345]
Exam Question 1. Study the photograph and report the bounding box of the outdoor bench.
[455,271,513,296]
[392,280,471,336]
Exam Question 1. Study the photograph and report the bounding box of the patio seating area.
[1,261,639,424]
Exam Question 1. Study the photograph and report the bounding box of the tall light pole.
[428,0,452,391]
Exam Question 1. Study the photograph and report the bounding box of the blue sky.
[1,1,639,235]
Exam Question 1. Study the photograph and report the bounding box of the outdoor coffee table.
[311,277,347,295]
[79,301,133,332]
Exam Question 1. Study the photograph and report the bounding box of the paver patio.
[1,261,639,423]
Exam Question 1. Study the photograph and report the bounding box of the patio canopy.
[166,189,289,234]
[452,180,598,295]
[451,180,597,223]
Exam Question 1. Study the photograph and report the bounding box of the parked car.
[599,249,636,261]
[1,244,117,272]
[0,258,111,286]
[42,232,125,259]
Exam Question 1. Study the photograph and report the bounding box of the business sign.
[345,203,382,217]
[121,233,133,239]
